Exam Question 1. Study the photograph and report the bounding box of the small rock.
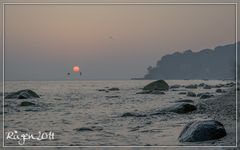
[200,94,214,99]
[203,85,211,89]
[108,87,120,91]
[179,92,187,95]
[105,96,120,99]
[121,112,146,117]
[198,83,206,87]
[215,84,224,88]
[187,92,196,97]
[19,101,36,106]
[185,85,198,89]
[216,89,226,93]
[178,120,226,142]
[97,89,106,92]
[151,103,197,115]
[74,127,93,132]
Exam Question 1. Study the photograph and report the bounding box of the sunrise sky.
[1,1,238,80]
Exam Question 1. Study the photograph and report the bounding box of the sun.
[73,66,80,73]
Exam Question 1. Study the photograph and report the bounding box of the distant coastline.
[144,42,240,80]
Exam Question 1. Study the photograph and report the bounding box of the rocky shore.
[0,80,239,149]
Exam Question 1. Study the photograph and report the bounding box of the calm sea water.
[1,80,232,146]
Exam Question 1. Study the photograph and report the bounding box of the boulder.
[185,85,198,89]
[5,89,40,99]
[19,101,36,106]
[187,92,196,97]
[178,120,226,142]
[143,80,169,91]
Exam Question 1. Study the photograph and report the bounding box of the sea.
[0,80,233,146]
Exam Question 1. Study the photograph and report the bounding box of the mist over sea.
[2,80,234,146]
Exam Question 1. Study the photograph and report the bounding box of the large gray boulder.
[5,89,40,99]
[143,80,169,91]
[179,120,226,142]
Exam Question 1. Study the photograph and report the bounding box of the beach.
[0,80,238,149]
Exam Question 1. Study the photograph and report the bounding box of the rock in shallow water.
[19,101,36,106]
[74,127,93,132]
[108,87,120,91]
[74,126,103,132]
[185,84,198,89]
[187,92,196,97]
[143,80,169,91]
[216,89,226,93]
[178,92,187,95]
[5,89,40,99]
[164,103,196,114]
[178,120,226,142]
[150,103,197,115]
[200,94,214,99]
[121,112,147,117]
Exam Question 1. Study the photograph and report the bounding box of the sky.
[0,1,238,80]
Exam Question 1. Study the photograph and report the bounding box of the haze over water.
[3,3,236,80]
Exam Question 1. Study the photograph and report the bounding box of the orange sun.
[73,66,80,73]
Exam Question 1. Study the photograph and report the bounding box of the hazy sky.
[1,2,238,80]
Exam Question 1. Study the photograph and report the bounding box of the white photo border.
[2,2,238,148]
